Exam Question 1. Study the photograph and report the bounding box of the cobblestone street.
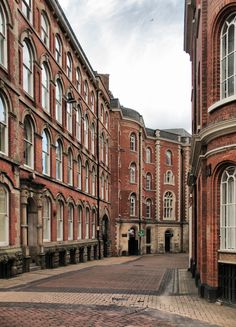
[0,254,235,327]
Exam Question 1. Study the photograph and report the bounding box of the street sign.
[138,230,145,237]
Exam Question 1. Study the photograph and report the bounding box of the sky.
[58,0,191,133]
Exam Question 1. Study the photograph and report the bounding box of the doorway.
[128,227,138,255]
[165,230,173,252]
[27,198,38,262]
[102,216,109,257]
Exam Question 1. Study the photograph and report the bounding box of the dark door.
[102,216,109,257]
[128,228,138,255]
[165,230,172,252]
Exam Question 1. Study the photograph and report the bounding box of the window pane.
[228,76,234,96]
[228,25,235,54]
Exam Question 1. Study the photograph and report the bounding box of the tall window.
[77,156,82,190]
[55,79,62,124]
[78,205,82,239]
[165,170,174,184]
[68,204,73,241]
[24,118,34,168]
[164,192,174,220]
[92,210,96,239]
[91,124,95,155]
[100,104,104,123]
[166,150,172,165]
[105,140,108,165]
[43,197,51,242]
[130,133,136,151]
[0,95,7,154]
[146,148,151,163]
[42,130,50,175]
[91,92,95,112]
[56,140,62,181]
[130,193,136,216]
[84,115,89,148]
[105,111,109,129]
[92,167,96,196]
[66,102,72,133]
[146,173,152,190]
[85,162,89,193]
[84,81,88,103]
[66,53,72,80]
[23,41,33,96]
[0,185,9,246]
[105,176,109,201]
[41,63,50,112]
[0,4,7,67]
[130,163,136,183]
[67,149,73,186]
[220,166,236,250]
[221,14,236,99]
[85,208,89,239]
[146,199,152,218]
[41,12,49,47]
[76,107,82,142]
[57,200,63,241]
[55,34,62,65]
[101,173,105,200]
[22,0,32,22]
[101,133,104,162]
[76,68,81,93]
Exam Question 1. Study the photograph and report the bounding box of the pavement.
[0,254,235,327]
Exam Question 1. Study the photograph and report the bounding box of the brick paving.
[0,254,235,327]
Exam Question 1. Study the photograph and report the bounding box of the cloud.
[58,0,191,132]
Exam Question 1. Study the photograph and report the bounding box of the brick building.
[110,99,191,256]
[185,0,236,303]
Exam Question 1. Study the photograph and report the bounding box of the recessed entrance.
[27,197,38,262]
[128,227,138,255]
[102,215,109,257]
[165,230,173,253]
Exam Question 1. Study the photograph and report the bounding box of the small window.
[24,117,34,168]
[165,170,174,184]
[146,199,152,218]
[57,200,63,241]
[92,210,96,239]
[41,12,50,48]
[42,130,50,176]
[23,41,33,96]
[130,193,136,216]
[91,124,95,155]
[76,68,81,93]
[146,148,151,163]
[22,0,32,22]
[78,205,82,239]
[130,163,136,183]
[100,104,104,123]
[105,139,108,165]
[55,79,62,124]
[56,140,62,181]
[66,53,72,80]
[166,150,172,165]
[41,63,50,112]
[67,149,73,186]
[66,101,73,133]
[0,184,9,246]
[101,133,105,162]
[55,34,62,65]
[146,173,151,190]
[77,156,82,190]
[85,162,89,193]
[130,133,136,151]
[84,80,88,103]
[43,196,51,242]
[76,106,82,142]
[0,95,8,155]
[0,4,7,67]
[85,208,89,239]
[92,167,96,196]
[84,115,89,148]
[68,204,73,241]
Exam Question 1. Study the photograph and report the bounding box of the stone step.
[29,263,41,272]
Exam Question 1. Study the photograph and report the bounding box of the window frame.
[67,149,73,186]
[41,12,50,48]
[0,184,9,246]
[56,200,63,241]
[24,117,34,168]
[68,203,74,241]
[163,191,174,220]
[130,133,136,151]
[41,63,50,112]
[0,4,7,68]
[130,193,136,216]
[43,196,51,242]
[55,79,62,124]
[23,40,33,97]
[55,34,62,66]
[42,129,50,176]
[0,94,8,155]
[56,140,62,181]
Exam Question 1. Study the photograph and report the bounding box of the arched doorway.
[165,230,173,252]
[128,227,138,255]
[102,215,109,257]
[27,197,38,262]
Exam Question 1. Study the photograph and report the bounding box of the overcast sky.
[58,0,191,133]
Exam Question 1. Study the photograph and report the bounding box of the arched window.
[56,140,62,181]
[166,150,172,165]
[56,200,63,241]
[92,210,96,239]
[76,106,82,142]
[130,133,136,151]
[101,173,105,200]
[105,139,108,165]
[0,184,9,246]
[55,34,62,65]
[105,176,109,201]
[92,167,96,196]
[66,101,72,133]
[146,173,152,190]
[146,199,152,218]
[221,14,236,99]
[41,12,49,47]
[91,123,95,155]
[24,117,34,168]
[0,94,8,154]
[146,148,151,163]
[100,104,104,123]
[66,53,72,80]
[165,170,174,184]
[77,205,82,239]
[43,196,51,242]
[85,161,89,193]
[130,163,136,183]
[84,80,88,103]
[76,68,81,93]
[101,133,105,162]
[77,156,82,190]
[67,149,73,186]
[41,63,50,112]
[85,208,89,239]
[22,0,32,22]
[23,41,33,96]
[84,115,89,148]
[221,166,236,250]
[164,191,174,220]
[91,91,95,112]
[105,111,109,129]
[0,4,7,67]
[130,193,136,216]
[42,130,50,175]
[68,204,73,241]
[55,79,62,124]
